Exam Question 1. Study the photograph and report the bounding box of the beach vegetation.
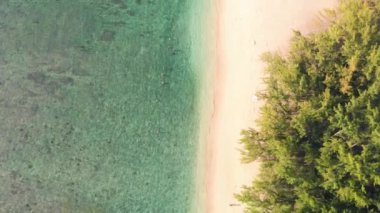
[238,1,380,212]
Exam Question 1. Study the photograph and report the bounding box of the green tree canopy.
[238,1,380,212]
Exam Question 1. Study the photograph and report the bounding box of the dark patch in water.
[100,30,116,42]
[59,76,74,85]
[45,80,61,95]
[77,45,91,53]
[127,10,135,16]
[26,89,39,97]
[72,68,89,76]
[27,72,47,84]
[102,21,126,27]
[25,203,32,211]
[136,0,142,5]
[30,104,39,116]
[10,170,21,180]
[0,57,8,65]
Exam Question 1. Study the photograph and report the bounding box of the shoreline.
[205,1,338,212]
[189,0,217,212]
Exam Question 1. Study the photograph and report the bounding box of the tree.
[238,0,380,212]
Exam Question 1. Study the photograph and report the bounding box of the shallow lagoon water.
[0,0,201,212]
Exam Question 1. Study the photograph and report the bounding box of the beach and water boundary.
[0,0,342,212]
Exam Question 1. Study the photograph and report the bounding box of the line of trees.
[237,1,380,212]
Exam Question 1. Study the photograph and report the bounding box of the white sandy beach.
[206,1,337,212]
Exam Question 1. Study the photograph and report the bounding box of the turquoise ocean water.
[0,0,203,212]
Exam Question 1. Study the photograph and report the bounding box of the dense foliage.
[237,1,380,212]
